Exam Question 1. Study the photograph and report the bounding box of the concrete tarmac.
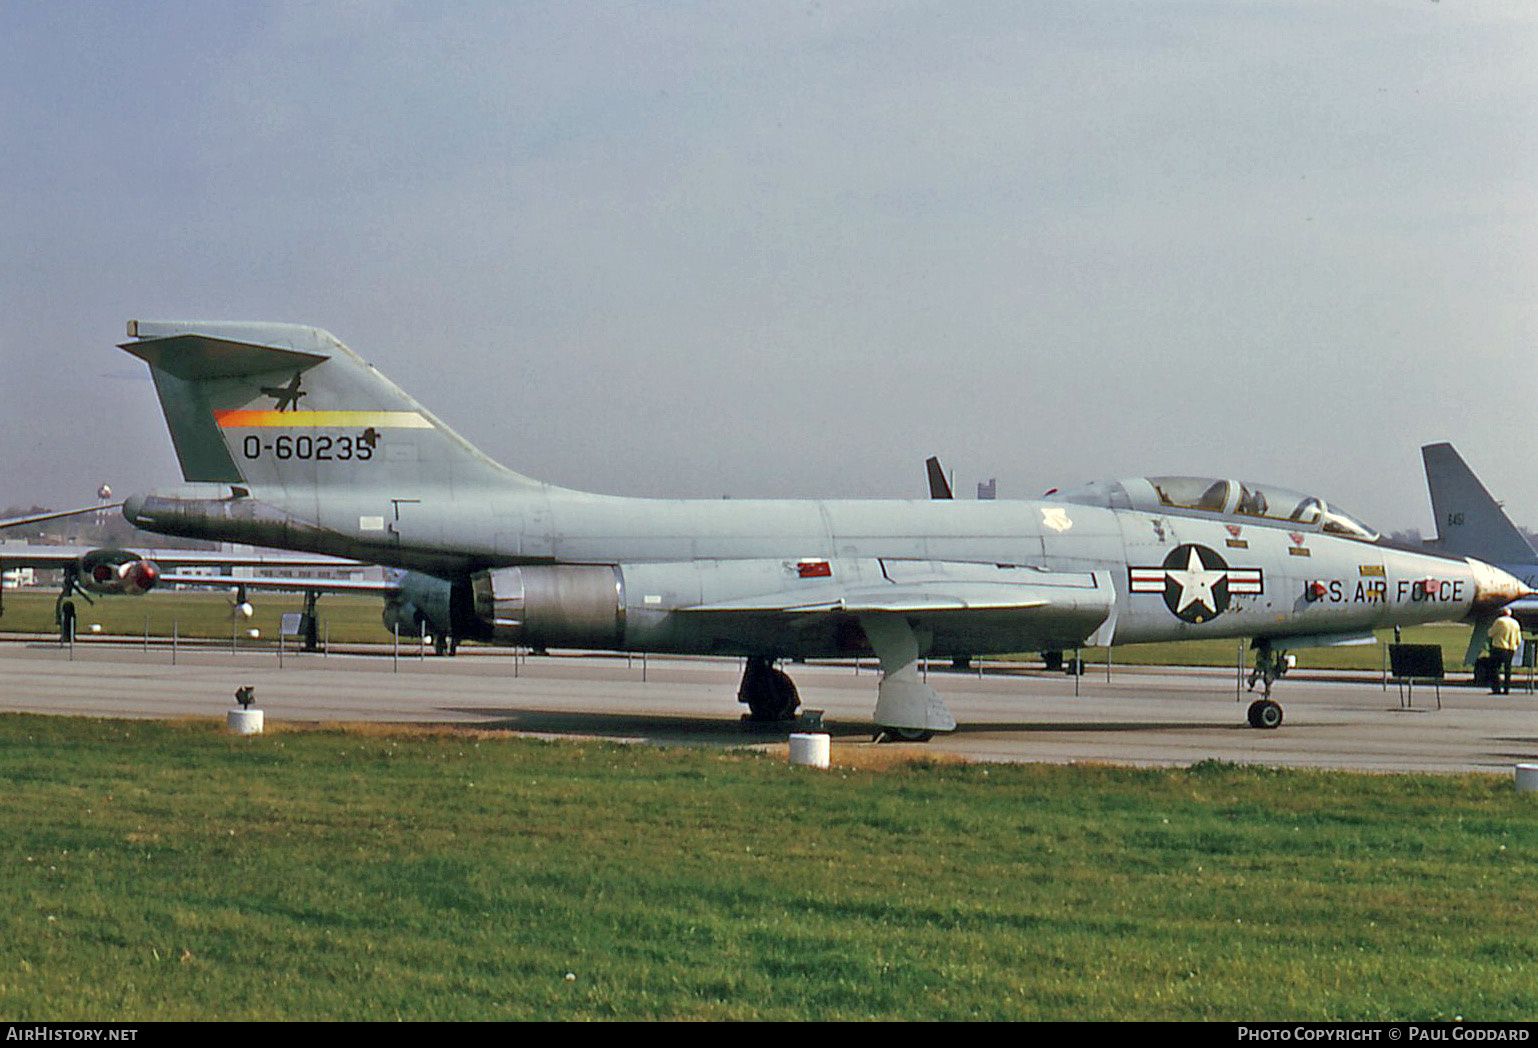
[2,639,1537,773]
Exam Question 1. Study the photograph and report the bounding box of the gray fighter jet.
[1423,442,1538,584]
[117,321,1529,737]
[1422,442,1538,643]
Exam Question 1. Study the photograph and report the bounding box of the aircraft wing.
[677,560,1118,648]
[0,504,124,531]
[0,544,367,571]
[684,586,1050,614]
[0,546,108,569]
[158,572,397,595]
[0,544,381,605]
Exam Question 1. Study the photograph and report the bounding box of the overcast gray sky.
[3,1,1535,533]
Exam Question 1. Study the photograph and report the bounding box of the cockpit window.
[1287,497,1322,526]
[1234,485,1270,517]
[1144,476,1379,541]
[1152,478,1231,513]
[1320,507,1378,541]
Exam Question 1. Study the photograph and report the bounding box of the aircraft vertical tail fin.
[121,320,534,494]
[925,456,953,499]
[1421,442,1537,565]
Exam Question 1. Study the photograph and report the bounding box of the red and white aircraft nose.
[119,559,159,596]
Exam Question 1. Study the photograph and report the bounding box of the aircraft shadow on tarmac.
[440,707,876,743]
[950,720,1248,735]
[437,706,1241,744]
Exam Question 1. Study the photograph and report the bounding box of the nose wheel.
[1244,642,1288,729]
[1246,699,1283,729]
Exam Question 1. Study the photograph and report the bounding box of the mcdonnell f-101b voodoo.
[117,321,1528,738]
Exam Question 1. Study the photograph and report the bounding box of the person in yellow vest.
[1487,608,1522,695]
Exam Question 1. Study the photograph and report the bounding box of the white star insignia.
[1165,546,1225,618]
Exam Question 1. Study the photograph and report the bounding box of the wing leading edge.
[679,559,1118,649]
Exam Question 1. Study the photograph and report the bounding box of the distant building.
[1,539,38,587]
[977,478,997,500]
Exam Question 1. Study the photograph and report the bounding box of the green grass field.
[0,715,1533,1021]
[0,590,396,644]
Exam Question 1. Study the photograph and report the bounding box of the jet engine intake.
[382,597,429,634]
[382,572,458,637]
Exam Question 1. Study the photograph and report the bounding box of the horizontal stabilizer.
[121,334,328,382]
[122,321,340,378]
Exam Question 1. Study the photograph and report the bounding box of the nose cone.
[1469,558,1534,612]
[121,493,146,527]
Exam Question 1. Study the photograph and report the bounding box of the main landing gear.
[874,726,935,744]
[1245,641,1291,729]
[737,656,801,722]
[53,564,91,643]
[734,650,949,742]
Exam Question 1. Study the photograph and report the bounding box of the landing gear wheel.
[738,658,801,721]
[1247,699,1283,730]
[875,727,934,743]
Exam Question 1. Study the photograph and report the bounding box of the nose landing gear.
[1246,698,1283,729]
[1245,642,1291,729]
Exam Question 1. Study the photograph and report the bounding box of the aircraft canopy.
[1051,475,1381,542]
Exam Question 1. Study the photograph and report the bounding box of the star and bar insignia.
[1129,543,1263,624]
